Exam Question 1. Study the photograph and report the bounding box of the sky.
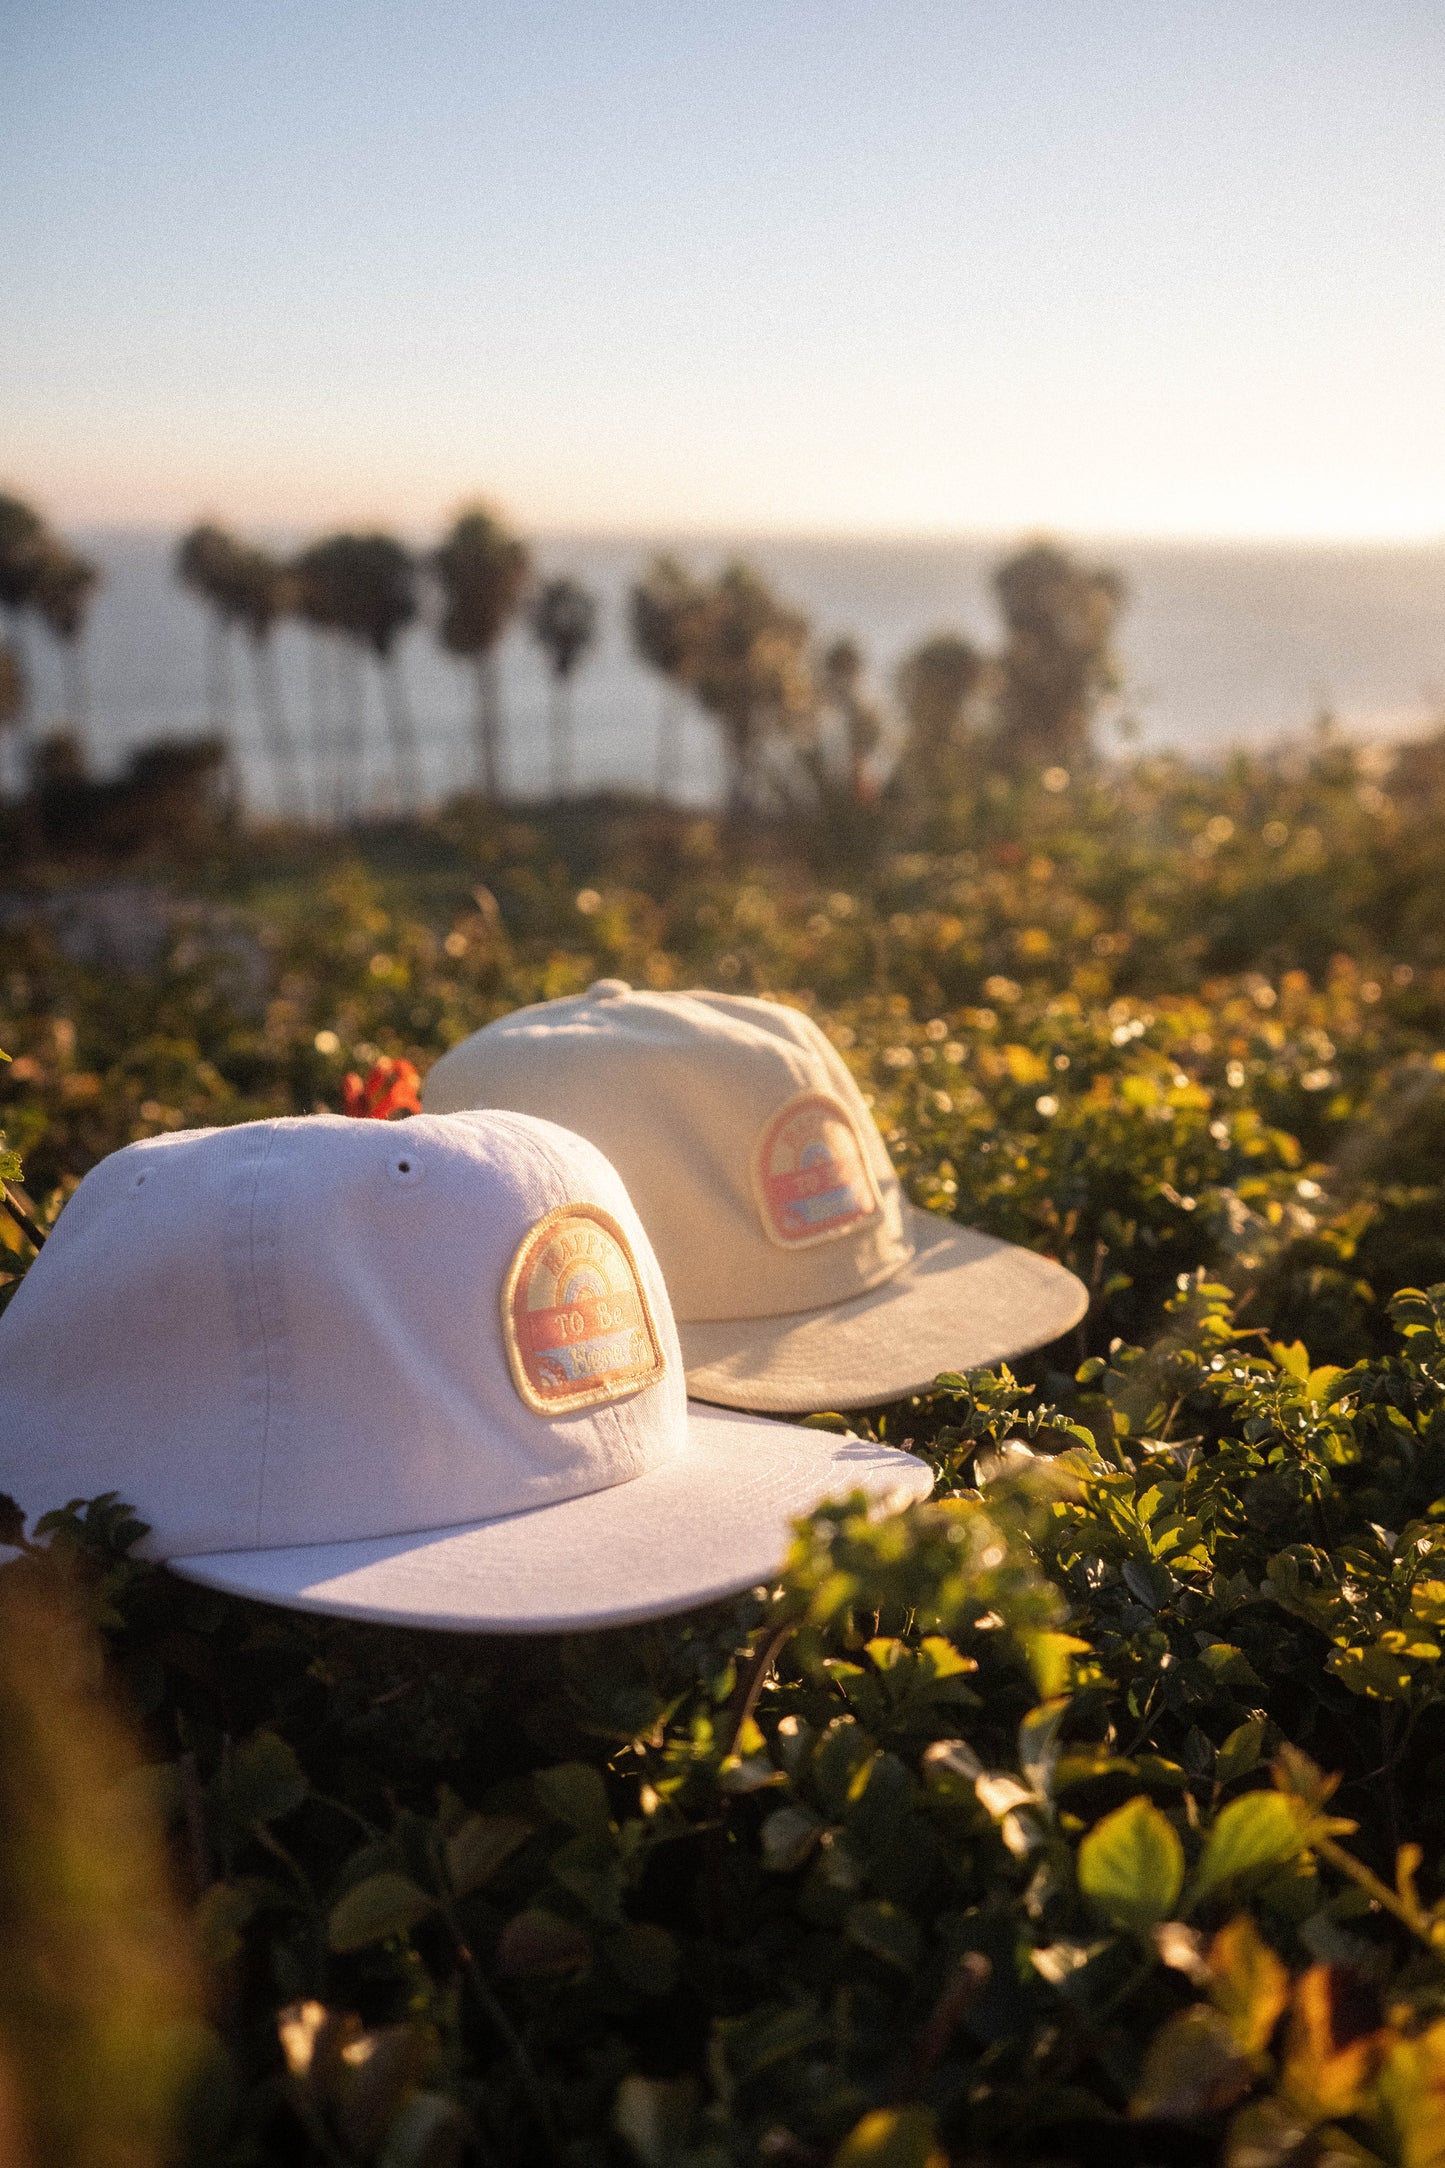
[3,0,1444,541]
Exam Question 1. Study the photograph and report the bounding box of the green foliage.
[1077,1795,1184,1931]
[12,746,1445,2159]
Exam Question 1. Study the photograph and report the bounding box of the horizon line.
[54,516,1445,553]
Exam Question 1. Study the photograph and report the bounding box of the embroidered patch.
[503,1203,666,1414]
[752,1090,879,1249]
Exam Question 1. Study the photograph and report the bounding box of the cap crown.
[423,986,913,1323]
[0,1110,683,1558]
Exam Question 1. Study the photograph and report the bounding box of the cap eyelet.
[388,1152,424,1187]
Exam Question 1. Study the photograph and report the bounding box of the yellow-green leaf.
[1077,1796,1185,1933]
[1024,1630,1092,1696]
[1375,2019,1445,2168]
[1209,1915,1290,2056]
[1215,1720,1267,1787]
[833,2104,946,2168]
[1192,1792,1310,1908]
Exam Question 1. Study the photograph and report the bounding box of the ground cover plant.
[10,731,1445,2165]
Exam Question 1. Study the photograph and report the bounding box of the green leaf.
[845,1900,920,1972]
[194,1880,259,1968]
[760,1803,826,1872]
[1191,1791,1311,1908]
[1215,1719,1267,1786]
[548,1832,625,1922]
[1272,1340,1311,1382]
[534,1761,611,1833]
[1328,1640,1418,1701]
[1017,1696,1070,1798]
[218,1730,307,1828]
[917,1634,975,1680]
[328,1871,436,1952]
[1077,1795,1185,1932]
[442,1813,531,1897]
[1198,1641,1266,1693]
[1024,1629,1092,1696]
[496,1908,592,1977]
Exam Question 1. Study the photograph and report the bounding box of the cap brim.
[680,1206,1088,1414]
[166,1406,933,1633]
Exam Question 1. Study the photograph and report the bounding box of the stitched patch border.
[750,1089,881,1250]
[502,1202,666,1415]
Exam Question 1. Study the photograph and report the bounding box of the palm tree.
[178,526,305,818]
[228,547,304,819]
[292,534,418,817]
[30,545,98,741]
[0,496,46,620]
[330,535,417,812]
[290,537,351,820]
[678,562,815,836]
[0,496,49,791]
[629,555,704,799]
[528,576,597,797]
[433,506,530,801]
[0,642,25,792]
[176,524,241,741]
[894,632,986,803]
[993,542,1125,769]
[819,638,882,804]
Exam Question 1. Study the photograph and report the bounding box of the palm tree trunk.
[249,635,302,819]
[723,709,760,857]
[2,609,30,801]
[655,684,682,800]
[305,631,330,825]
[10,617,35,799]
[59,635,88,738]
[338,641,366,824]
[204,615,234,739]
[4,611,42,855]
[549,678,572,799]
[474,651,501,801]
[378,653,421,814]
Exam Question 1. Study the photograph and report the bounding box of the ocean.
[9,530,1445,815]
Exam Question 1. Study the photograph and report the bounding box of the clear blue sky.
[3,0,1443,538]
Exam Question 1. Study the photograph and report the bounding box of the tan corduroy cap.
[423,983,1087,1413]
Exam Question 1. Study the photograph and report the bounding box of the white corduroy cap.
[0,1110,931,1630]
[423,985,1088,1412]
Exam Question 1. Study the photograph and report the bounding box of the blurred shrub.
[0,1549,200,2168]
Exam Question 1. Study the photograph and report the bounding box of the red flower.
[341,1057,422,1120]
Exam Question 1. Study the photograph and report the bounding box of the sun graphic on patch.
[752,1090,880,1249]
[503,1203,666,1414]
